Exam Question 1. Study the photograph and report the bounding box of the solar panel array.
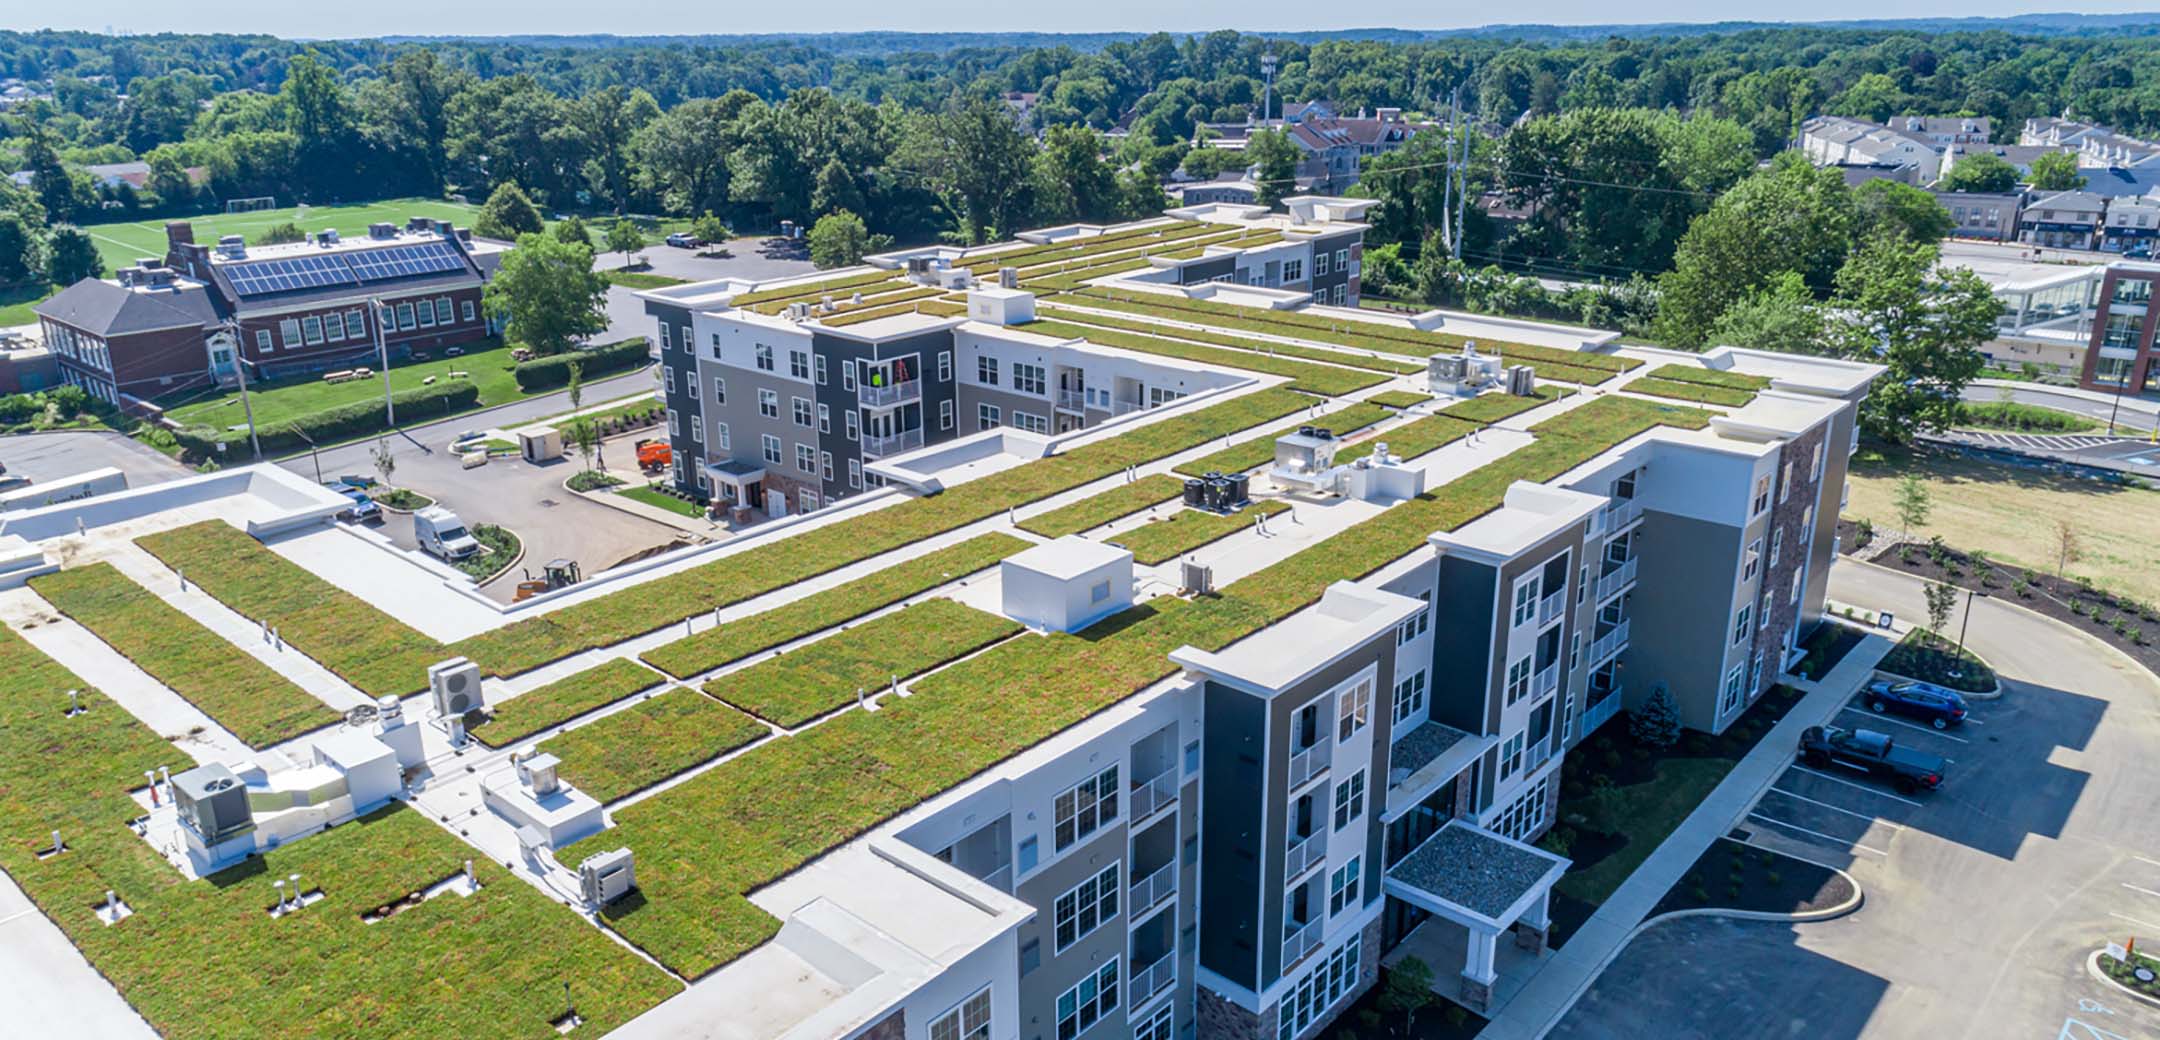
[222,240,471,298]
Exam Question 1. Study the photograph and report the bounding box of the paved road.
[1966,382,2160,436]
[597,234,813,284]
[0,429,193,488]
[1551,560,2160,1040]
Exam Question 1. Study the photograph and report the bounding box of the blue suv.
[1862,679,1969,729]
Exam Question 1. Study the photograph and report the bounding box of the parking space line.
[1789,765,1927,807]
[1748,812,1888,856]
[2108,911,2160,933]
[2121,883,2160,901]
[1765,786,1907,829]
[1838,706,1972,743]
[2135,855,2160,870]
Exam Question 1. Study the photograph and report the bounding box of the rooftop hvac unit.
[787,302,811,321]
[429,657,485,718]
[1181,560,1214,596]
[516,751,562,797]
[321,229,340,245]
[368,222,397,240]
[1506,365,1537,396]
[216,234,247,259]
[172,763,253,843]
[578,848,636,906]
[906,257,934,278]
[999,266,1019,289]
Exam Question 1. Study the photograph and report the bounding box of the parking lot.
[1553,563,2160,1040]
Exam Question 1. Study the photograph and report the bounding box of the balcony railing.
[1602,499,1643,532]
[1129,765,1179,824]
[1057,388,1088,412]
[1534,662,1560,698]
[1283,830,1324,881]
[1130,861,1177,913]
[1282,917,1323,969]
[1589,620,1630,664]
[1130,952,1176,1004]
[1524,734,1554,772]
[1595,558,1638,602]
[1538,587,1566,625]
[981,864,1012,893]
[1580,687,1623,737]
[861,428,924,458]
[1114,398,1148,415]
[858,379,920,408]
[1286,740,1331,790]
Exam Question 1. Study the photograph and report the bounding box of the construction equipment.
[635,438,671,473]
[513,559,582,602]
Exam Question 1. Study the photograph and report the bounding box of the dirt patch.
[1877,537,2160,676]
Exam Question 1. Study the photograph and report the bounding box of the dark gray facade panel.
[1198,681,1265,990]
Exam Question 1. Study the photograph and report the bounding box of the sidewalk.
[1476,631,1892,1039]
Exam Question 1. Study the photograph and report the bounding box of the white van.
[413,506,482,561]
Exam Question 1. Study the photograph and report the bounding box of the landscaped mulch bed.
[1833,517,1876,557]
[1650,836,1854,919]
[1327,962,1489,1040]
[2101,949,2160,1000]
[1874,628,1996,693]
[1878,536,2160,676]
[1791,621,1865,681]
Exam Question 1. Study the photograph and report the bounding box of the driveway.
[1549,560,2160,1040]
[0,430,193,488]
[597,234,814,284]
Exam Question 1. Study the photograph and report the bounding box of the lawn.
[136,521,449,698]
[1624,375,1756,407]
[1334,414,1477,464]
[160,340,520,433]
[618,483,705,517]
[1953,399,2105,434]
[701,599,1022,727]
[0,281,53,326]
[76,198,480,272]
[0,626,676,1039]
[1112,500,1290,564]
[1367,390,1433,409]
[29,562,341,748]
[1017,474,1186,538]
[470,658,666,750]
[640,533,1026,680]
[1844,441,2160,604]
[1037,305,1424,376]
[542,686,769,803]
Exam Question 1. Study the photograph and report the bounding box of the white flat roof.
[1430,482,1605,565]
[1170,582,1420,695]
[1006,535,1132,581]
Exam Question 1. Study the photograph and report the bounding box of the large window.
[755,344,774,371]
[1134,1002,1174,1040]
[1013,362,1046,395]
[1391,670,1426,725]
[323,312,346,341]
[1053,766,1119,851]
[930,988,992,1040]
[1012,411,1049,434]
[1283,258,1304,283]
[1056,960,1120,1040]
[1505,656,1532,705]
[978,403,1001,431]
[1331,770,1365,831]
[1336,677,1371,741]
[796,443,816,474]
[792,396,813,427]
[1491,777,1550,842]
[1512,578,1538,626]
[761,434,782,465]
[1327,857,1361,914]
[789,349,810,380]
[1499,731,1525,781]
[301,316,324,345]
[396,302,416,330]
[1053,863,1121,951]
[758,389,779,418]
[1276,935,1360,1040]
[978,356,999,385]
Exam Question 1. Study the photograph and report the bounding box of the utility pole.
[1260,50,1278,125]
[371,297,396,427]
[1440,85,1454,259]
[1451,85,1468,262]
[227,322,262,462]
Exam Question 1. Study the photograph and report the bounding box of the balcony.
[1537,587,1566,626]
[1129,765,1179,824]
[1602,499,1643,532]
[1113,398,1148,415]
[1524,733,1554,773]
[1287,740,1331,790]
[1594,558,1638,602]
[981,864,1012,893]
[1130,860,1177,914]
[1283,830,1324,882]
[1281,917,1323,969]
[858,379,920,409]
[1057,388,1087,413]
[1589,620,1630,664]
[861,428,924,458]
[1580,687,1623,737]
[1533,662,1560,698]
[1130,951,1177,1005]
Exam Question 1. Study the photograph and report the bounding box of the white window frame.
[1056,959,1120,1040]
[930,988,993,1040]
[978,403,1001,430]
[940,399,955,430]
[1336,677,1371,742]
[1327,857,1361,914]
[788,349,810,380]
[1052,765,1119,852]
[792,396,813,428]
[1331,770,1365,831]
[758,389,779,418]
[755,344,774,371]
[1053,862,1121,952]
[1391,670,1427,725]
[761,434,781,465]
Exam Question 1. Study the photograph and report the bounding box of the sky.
[14,1,2160,40]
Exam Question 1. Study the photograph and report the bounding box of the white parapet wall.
[0,463,350,543]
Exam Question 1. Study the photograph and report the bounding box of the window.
[1283,258,1304,283]
[278,318,301,346]
[848,459,862,489]
[818,403,830,434]
[1013,362,1046,395]
[1499,731,1526,781]
[1733,606,1751,645]
[814,355,827,385]
[432,297,452,325]
[761,434,781,465]
[978,356,999,385]
[396,303,416,330]
[1053,766,1119,851]
[1312,290,1327,305]
[1134,1002,1174,1040]
[1276,936,1360,1040]
[1053,863,1121,951]
[716,423,729,450]
[669,409,679,436]
[1506,656,1532,705]
[659,323,673,351]
[300,316,324,345]
[1331,770,1365,830]
[755,344,774,371]
[1720,664,1746,714]
[1056,960,1119,1040]
[323,312,345,341]
[789,350,810,380]
[1332,284,1346,306]
[1013,411,1049,434]
[1336,678,1371,741]
[845,410,859,441]
[689,419,703,443]
[930,988,992,1040]
[1779,461,1794,503]
[800,488,818,513]
[1769,529,1784,569]
[792,396,813,427]
[756,389,779,418]
[1396,599,1428,644]
[255,329,271,352]
[1315,251,1331,277]
[1512,578,1538,626]
[416,300,435,327]
[940,399,955,431]
[1335,248,1350,270]
[1018,836,1039,874]
[821,451,834,481]
[842,360,856,390]
[938,350,952,381]
[978,403,1001,430]
[1491,777,1550,842]
[461,300,476,324]
[1791,567,1805,606]
[1328,857,1361,914]
[1392,671,1426,724]
[1743,540,1761,582]
[664,368,677,394]
[712,376,726,403]
[1751,475,1770,515]
[796,443,816,473]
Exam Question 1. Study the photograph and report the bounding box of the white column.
[1463,924,1499,984]
[1521,889,1551,932]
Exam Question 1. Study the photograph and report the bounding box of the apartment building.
[1801,114,1990,185]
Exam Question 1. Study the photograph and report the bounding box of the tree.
[1630,684,1682,750]
[1825,234,2001,442]
[484,232,608,356]
[604,219,647,268]
[1852,180,1955,243]
[1708,271,1822,355]
[633,93,752,218]
[0,213,44,286]
[575,86,660,214]
[566,360,596,470]
[1923,580,1958,638]
[808,211,871,269]
[255,221,307,246]
[475,181,545,240]
[1377,956,1437,1031]
[690,213,730,247]
[901,98,1036,244]
[2055,518,2083,580]
[371,438,397,490]
[1656,154,1856,347]
[552,216,592,248]
[1032,125,1122,225]
[1894,474,1932,534]
[1937,152,2019,195]
[2027,150,2086,192]
[44,226,101,285]
[1246,128,1300,208]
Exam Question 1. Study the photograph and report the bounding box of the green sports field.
[77,197,483,272]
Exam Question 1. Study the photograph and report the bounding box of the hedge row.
[1017,474,1186,538]
[702,599,1022,728]
[543,687,769,804]
[578,394,1714,978]
[511,338,653,391]
[1173,402,1390,478]
[1037,305,1423,375]
[176,379,480,456]
[640,532,1026,680]
[1022,318,1386,397]
[1625,375,1756,408]
[136,521,448,698]
[1115,500,1291,564]
[0,627,676,1038]
[469,657,666,750]
[30,562,339,748]
[448,387,1311,676]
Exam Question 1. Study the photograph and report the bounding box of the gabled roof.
[33,278,220,336]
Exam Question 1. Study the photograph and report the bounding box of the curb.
[369,487,435,515]
[1842,556,2160,690]
[2085,950,2160,1009]
[1869,665,2005,702]
[473,531,527,588]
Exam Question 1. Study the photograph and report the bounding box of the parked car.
[325,482,381,523]
[1800,725,1946,794]
[414,506,482,561]
[1862,679,1968,729]
[665,232,700,248]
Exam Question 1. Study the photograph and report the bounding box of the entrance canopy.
[704,458,765,498]
[1383,820,1568,933]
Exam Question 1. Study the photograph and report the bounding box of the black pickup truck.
[1799,725,1946,794]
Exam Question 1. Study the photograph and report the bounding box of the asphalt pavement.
[0,429,193,488]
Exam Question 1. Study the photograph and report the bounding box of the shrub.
[512,337,651,391]
[1629,684,1682,750]
[1855,517,1875,545]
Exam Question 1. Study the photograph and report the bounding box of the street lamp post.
[372,296,395,427]
[225,322,262,462]
[1953,586,1985,675]
[1260,50,1278,124]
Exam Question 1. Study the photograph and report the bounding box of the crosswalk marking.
[1960,431,2130,451]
